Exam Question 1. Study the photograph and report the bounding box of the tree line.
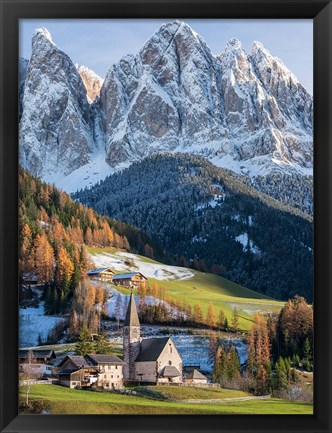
[212,296,313,399]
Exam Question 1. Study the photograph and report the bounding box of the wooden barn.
[112,272,147,289]
[87,268,115,282]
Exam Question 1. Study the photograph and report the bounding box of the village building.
[57,354,125,390]
[184,369,208,385]
[19,349,56,377]
[123,293,183,384]
[112,272,147,290]
[87,268,115,282]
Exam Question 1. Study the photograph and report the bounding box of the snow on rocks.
[20,21,313,194]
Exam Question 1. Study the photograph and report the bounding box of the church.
[123,293,183,384]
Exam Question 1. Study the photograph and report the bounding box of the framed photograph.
[1,0,331,432]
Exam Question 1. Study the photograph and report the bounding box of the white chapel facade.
[123,293,183,384]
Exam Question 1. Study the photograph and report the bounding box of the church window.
[169,344,172,353]
[169,361,172,366]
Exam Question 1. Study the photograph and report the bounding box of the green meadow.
[88,248,284,331]
[20,385,313,415]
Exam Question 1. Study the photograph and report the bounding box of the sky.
[20,19,313,94]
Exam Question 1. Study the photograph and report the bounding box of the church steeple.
[123,293,141,381]
[124,293,140,327]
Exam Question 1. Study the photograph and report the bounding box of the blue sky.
[20,19,313,94]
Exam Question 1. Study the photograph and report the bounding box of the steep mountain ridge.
[19,22,313,211]
[19,28,95,180]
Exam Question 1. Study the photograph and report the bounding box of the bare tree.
[115,293,122,330]
[25,349,37,406]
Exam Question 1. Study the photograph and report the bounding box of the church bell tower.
[123,293,141,381]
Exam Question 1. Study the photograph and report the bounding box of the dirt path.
[182,394,271,404]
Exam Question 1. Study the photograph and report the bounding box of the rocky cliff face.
[19,28,94,180]
[77,65,103,103]
[99,22,312,176]
[19,57,29,121]
[19,22,313,189]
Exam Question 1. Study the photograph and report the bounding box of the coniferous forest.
[74,153,313,302]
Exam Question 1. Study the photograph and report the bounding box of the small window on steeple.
[169,344,172,353]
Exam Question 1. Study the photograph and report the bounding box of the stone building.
[123,293,182,384]
[184,369,208,384]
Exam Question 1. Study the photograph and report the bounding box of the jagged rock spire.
[124,293,140,327]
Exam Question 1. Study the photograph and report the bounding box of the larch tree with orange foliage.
[55,246,74,294]
[34,232,55,284]
[19,223,34,277]
[206,302,217,328]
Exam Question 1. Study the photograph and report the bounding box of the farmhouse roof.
[161,366,182,377]
[124,293,140,327]
[135,337,170,362]
[87,268,114,275]
[187,369,207,380]
[19,349,56,360]
[86,354,125,365]
[58,368,81,375]
[57,355,90,368]
[112,272,146,280]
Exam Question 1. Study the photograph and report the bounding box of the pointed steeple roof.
[124,293,140,327]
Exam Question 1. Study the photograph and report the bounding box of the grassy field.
[141,385,249,400]
[88,247,284,331]
[20,385,313,415]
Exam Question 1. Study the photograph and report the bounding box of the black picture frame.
[1,0,331,432]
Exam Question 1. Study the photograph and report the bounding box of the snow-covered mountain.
[19,28,95,180]
[19,22,313,192]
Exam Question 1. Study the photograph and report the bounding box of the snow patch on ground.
[19,302,65,348]
[235,233,261,254]
[90,251,194,281]
[45,153,129,194]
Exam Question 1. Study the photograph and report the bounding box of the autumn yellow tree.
[19,223,34,277]
[55,246,74,292]
[34,232,54,284]
[193,303,203,325]
[206,302,217,328]
[247,313,271,371]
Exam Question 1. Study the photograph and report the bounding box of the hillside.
[74,153,313,302]
[18,167,168,314]
[89,247,284,331]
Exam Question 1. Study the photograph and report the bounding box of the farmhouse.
[58,354,125,390]
[19,349,56,377]
[112,272,147,289]
[123,293,183,384]
[87,268,115,282]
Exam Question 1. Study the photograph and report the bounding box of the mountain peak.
[226,38,242,50]
[32,27,55,48]
[251,40,266,52]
